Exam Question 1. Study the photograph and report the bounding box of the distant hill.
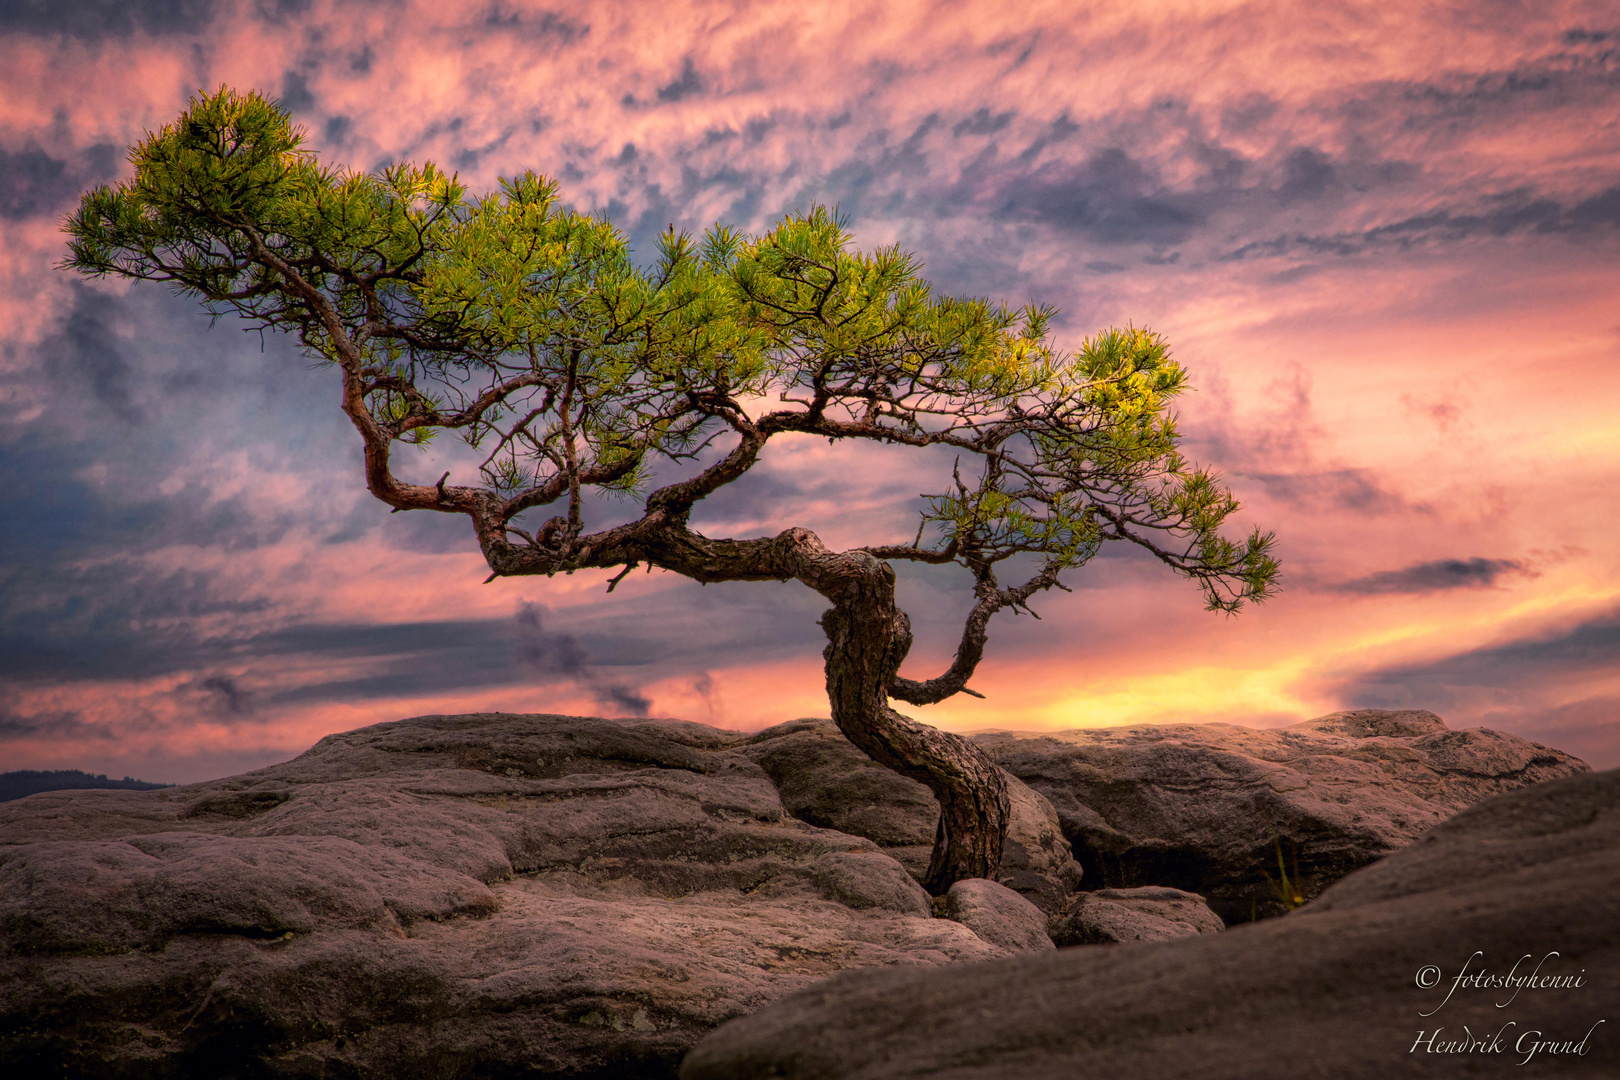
[0,770,174,802]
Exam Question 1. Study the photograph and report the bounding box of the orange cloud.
[3,0,1617,780]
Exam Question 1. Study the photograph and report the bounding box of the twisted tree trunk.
[479,511,1012,893]
[809,549,1011,894]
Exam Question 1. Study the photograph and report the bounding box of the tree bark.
[809,548,1010,895]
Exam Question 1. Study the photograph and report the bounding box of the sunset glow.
[2,0,1617,781]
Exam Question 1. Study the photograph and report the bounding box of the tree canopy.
[65,88,1279,891]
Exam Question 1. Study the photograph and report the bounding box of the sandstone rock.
[741,718,939,878]
[12,707,1587,1078]
[942,878,1055,954]
[680,767,1620,1079]
[0,713,1004,1078]
[995,772,1084,912]
[1049,885,1224,946]
[743,717,1083,908]
[0,832,499,954]
[974,709,1589,922]
[808,851,931,916]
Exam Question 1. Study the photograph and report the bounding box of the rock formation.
[0,714,1009,1078]
[0,708,1591,1077]
[741,718,1084,910]
[941,879,1055,954]
[681,766,1620,1079]
[974,708,1588,921]
[1049,885,1226,945]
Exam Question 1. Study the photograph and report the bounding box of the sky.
[1,0,1617,783]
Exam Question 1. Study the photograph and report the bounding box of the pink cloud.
[2,0,1617,780]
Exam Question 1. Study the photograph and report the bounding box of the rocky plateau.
[683,764,1620,1078]
[0,708,1589,1077]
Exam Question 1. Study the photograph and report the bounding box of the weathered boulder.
[974,709,1589,921]
[995,772,1085,913]
[741,718,939,879]
[1049,885,1224,946]
[0,713,1005,1078]
[942,879,1055,954]
[743,718,1083,909]
[680,767,1620,1079]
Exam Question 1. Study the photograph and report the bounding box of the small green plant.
[1260,837,1306,912]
